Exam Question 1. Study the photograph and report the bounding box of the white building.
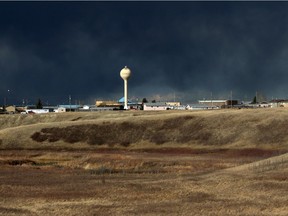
[143,102,168,111]
[270,100,288,108]
[26,109,49,114]
[186,104,211,110]
[54,107,66,113]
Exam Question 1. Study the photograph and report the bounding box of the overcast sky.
[1,1,288,105]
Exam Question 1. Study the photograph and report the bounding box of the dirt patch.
[226,148,287,158]
[0,207,33,215]
[7,159,36,166]
[71,117,82,121]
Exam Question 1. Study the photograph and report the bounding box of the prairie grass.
[1,109,288,215]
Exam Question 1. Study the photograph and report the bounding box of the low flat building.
[54,107,66,113]
[143,102,168,111]
[270,99,288,108]
[186,104,216,110]
[25,109,49,114]
[166,102,181,107]
[57,105,82,112]
[0,106,16,114]
[5,105,16,114]
[96,100,121,107]
[198,99,238,108]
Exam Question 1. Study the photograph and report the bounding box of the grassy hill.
[1,108,288,150]
[1,108,288,215]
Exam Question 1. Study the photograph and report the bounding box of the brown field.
[0,109,288,215]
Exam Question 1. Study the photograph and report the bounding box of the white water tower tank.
[120,66,132,109]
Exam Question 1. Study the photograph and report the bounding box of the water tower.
[120,66,131,110]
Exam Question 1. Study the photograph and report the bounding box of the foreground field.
[0,109,288,215]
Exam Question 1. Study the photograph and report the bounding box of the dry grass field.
[0,108,288,215]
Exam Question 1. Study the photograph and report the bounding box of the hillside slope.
[1,109,288,150]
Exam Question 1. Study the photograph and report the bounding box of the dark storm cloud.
[1,2,288,104]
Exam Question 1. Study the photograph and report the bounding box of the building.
[198,99,239,108]
[57,105,82,112]
[25,109,49,114]
[95,100,121,108]
[186,104,213,110]
[54,107,66,113]
[270,99,288,108]
[5,105,16,114]
[166,102,181,107]
[43,106,58,112]
[0,105,16,114]
[143,102,168,111]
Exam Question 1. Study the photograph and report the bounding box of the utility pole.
[230,90,233,108]
[211,92,213,109]
[3,89,10,110]
[256,91,258,104]
[3,97,6,110]
[69,95,71,112]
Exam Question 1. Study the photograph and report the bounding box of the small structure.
[198,99,238,108]
[186,104,212,110]
[0,106,14,114]
[259,102,271,108]
[118,97,131,104]
[54,107,66,113]
[143,102,168,111]
[117,97,141,110]
[270,99,288,108]
[43,106,58,112]
[172,105,186,110]
[25,109,49,114]
[166,102,181,107]
[5,105,16,114]
[95,100,121,108]
[57,105,81,112]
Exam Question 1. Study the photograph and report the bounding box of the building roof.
[199,100,227,103]
[118,97,131,103]
[199,99,239,102]
[270,99,288,103]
